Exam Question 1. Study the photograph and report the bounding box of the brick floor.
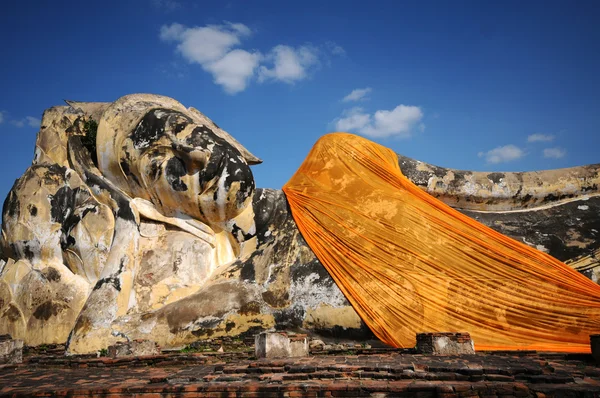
[1,348,600,397]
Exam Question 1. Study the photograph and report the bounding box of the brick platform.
[1,346,600,397]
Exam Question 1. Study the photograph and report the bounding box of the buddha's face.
[127,109,255,224]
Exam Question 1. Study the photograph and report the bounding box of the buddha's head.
[96,94,261,225]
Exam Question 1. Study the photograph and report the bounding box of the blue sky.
[1,0,599,203]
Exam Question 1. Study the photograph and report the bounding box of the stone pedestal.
[0,335,23,364]
[416,332,475,355]
[255,332,309,358]
[107,339,160,358]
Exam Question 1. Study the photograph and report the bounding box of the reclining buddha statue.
[1,94,600,354]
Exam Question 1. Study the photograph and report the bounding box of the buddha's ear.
[64,100,111,122]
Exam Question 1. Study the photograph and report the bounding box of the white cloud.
[543,147,566,159]
[161,22,328,93]
[333,105,423,138]
[160,22,260,94]
[334,107,370,131]
[204,49,261,94]
[342,87,372,102]
[478,145,524,164]
[9,116,40,128]
[362,106,424,138]
[26,116,40,127]
[527,133,554,143]
[258,45,319,84]
[162,22,250,64]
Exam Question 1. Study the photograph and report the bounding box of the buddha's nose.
[174,146,210,175]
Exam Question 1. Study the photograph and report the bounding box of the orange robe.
[283,133,600,352]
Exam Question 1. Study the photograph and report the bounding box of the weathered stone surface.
[106,339,160,358]
[255,332,308,358]
[416,333,475,355]
[0,334,23,364]
[289,334,309,357]
[0,93,598,354]
[309,338,325,351]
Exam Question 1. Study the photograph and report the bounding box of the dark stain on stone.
[32,300,66,321]
[21,243,35,261]
[42,267,61,282]
[173,256,182,273]
[50,186,95,250]
[240,261,255,282]
[231,223,255,242]
[191,328,215,338]
[2,304,21,322]
[313,324,377,340]
[94,275,121,292]
[273,306,305,330]
[239,301,261,315]
[237,326,268,341]
[487,173,505,184]
[119,160,141,186]
[521,193,533,205]
[41,164,68,185]
[396,156,428,186]
[165,157,188,191]
[141,313,154,321]
[252,188,290,247]
[262,290,290,308]
[131,108,170,150]
[2,190,20,220]
[449,171,466,188]
[225,321,235,332]
[513,186,522,199]
[171,142,193,154]
[196,318,222,329]
[163,283,242,334]
[71,315,91,336]
[148,155,163,181]
[28,205,37,217]
[543,193,560,203]
[291,260,332,288]
[94,257,126,292]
